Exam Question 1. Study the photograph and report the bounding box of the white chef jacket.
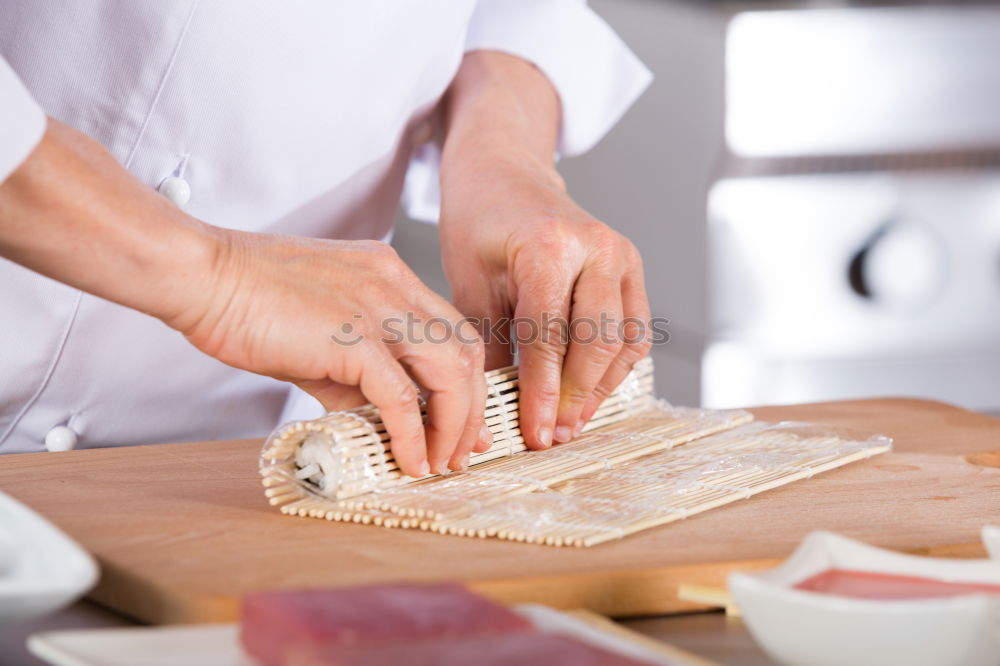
[0,1,651,454]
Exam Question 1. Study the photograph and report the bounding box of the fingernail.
[418,460,431,477]
[537,427,552,448]
[574,420,585,437]
[553,425,572,444]
[460,454,470,470]
[479,424,493,445]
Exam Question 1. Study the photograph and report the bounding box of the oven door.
[704,172,1000,411]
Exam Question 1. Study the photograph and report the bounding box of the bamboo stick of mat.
[265,362,890,547]
[261,357,656,502]
[274,404,755,527]
[320,376,659,499]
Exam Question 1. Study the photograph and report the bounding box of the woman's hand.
[440,157,651,450]
[171,232,490,476]
[438,51,652,450]
[0,120,488,476]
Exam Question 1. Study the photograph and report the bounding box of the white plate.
[0,490,98,627]
[984,525,1000,560]
[729,531,1000,666]
[28,604,694,666]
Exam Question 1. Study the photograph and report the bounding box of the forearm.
[0,119,220,329]
[0,121,489,472]
[436,50,651,448]
[440,50,565,200]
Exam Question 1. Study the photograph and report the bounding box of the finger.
[472,433,492,455]
[554,269,623,443]
[513,278,572,450]
[393,317,483,474]
[386,263,485,473]
[354,345,429,478]
[445,319,489,464]
[449,369,491,470]
[578,267,653,429]
[443,318,490,470]
[447,295,503,462]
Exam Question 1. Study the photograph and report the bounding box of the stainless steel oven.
[704,3,1000,411]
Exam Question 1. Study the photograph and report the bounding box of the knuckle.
[619,318,652,349]
[542,317,570,345]
[527,340,568,365]
[387,259,411,282]
[588,339,623,361]
[590,382,612,403]
[369,243,410,276]
[532,386,563,407]
[584,221,618,250]
[629,337,654,358]
[563,385,592,404]
[357,239,396,257]
[622,238,642,264]
[454,340,484,373]
[469,338,487,364]
[391,381,421,409]
[533,229,575,264]
[612,345,651,377]
[446,356,472,379]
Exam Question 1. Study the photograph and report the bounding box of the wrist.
[0,119,232,333]
[441,142,564,204]
[439,50,564,210]
[146,215,232,333]
[440,143,566,227]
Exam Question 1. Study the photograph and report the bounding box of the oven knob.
[847,221,948,311]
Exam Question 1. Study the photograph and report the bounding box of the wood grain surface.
[1,398,996,624]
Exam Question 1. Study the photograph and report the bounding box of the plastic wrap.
[363,403,753,520]
[433,421,892,546]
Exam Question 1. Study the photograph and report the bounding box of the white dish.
[984,525,1000,561]
[0,489,98,627]
[28,604,692,666]
[729,531,1000,666]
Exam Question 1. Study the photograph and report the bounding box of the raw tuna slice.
[240,582,533,666]
[286,633,660,666]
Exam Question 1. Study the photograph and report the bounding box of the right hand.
[0,119,485,475]
[170,231,489,477]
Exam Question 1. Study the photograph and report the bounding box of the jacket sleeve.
[0,57,46,184]
[401,0,652,223]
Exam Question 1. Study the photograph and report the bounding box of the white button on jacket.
[158,177,192,208]
[44,426,78,453]
[0,1,651,453]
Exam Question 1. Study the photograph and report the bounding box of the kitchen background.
[392,0,1000,415]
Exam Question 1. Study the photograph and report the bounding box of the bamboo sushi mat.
[261,359,892,547]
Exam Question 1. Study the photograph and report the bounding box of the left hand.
[439,156,652,450]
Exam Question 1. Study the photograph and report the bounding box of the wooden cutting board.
[1,399,997,624]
